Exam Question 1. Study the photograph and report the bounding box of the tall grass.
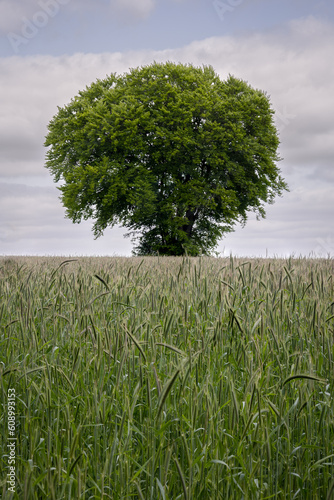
[1,255,333,499]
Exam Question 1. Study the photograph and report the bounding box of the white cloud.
[1,16,333,255]
[218,184,334,257]
[0,0,75,36]
[0,183,133,255]
[111,0,155,20]
[0,0,39,34]
[0,0,159,35]
[2,16,333,181]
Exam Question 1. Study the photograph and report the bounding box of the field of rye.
[1,255,334,499]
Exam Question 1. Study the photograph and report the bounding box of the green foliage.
[0,255,334,499]
[45,62,288,255]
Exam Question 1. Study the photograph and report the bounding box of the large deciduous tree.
[45,62,288,256]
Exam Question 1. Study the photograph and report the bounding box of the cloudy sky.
[1,0,333,257]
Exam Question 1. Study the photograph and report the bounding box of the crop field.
[1,255,334,499]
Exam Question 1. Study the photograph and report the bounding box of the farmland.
[1,255,334,499]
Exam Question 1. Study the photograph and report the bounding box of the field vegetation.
[1,255,334,499]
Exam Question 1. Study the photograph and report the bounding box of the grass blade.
[282,374,327,386]
[156,369,180,420]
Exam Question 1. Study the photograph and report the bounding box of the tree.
[44,62,288,256]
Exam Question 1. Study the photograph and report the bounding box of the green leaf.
[282,374,327,386]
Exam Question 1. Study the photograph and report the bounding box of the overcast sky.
[1,0,333,257]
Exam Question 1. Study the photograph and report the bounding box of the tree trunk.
[181,209,197,237]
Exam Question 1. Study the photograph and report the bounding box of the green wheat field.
[1,255,334,499]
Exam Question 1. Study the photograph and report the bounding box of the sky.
[0,0,333,258]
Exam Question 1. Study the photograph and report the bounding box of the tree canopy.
[45,62,288,255]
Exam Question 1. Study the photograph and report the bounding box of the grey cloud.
[0,0,41,34]
[0,53,127,177]
[0,0,159,46]
[0,182,132,255]
[1,17,333,180]
[0,183,62,233]
[0,117,42,163]
[218,185,334,257]
[110,0,156,20]
[172,18,334,183]
[1,16,333,256]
